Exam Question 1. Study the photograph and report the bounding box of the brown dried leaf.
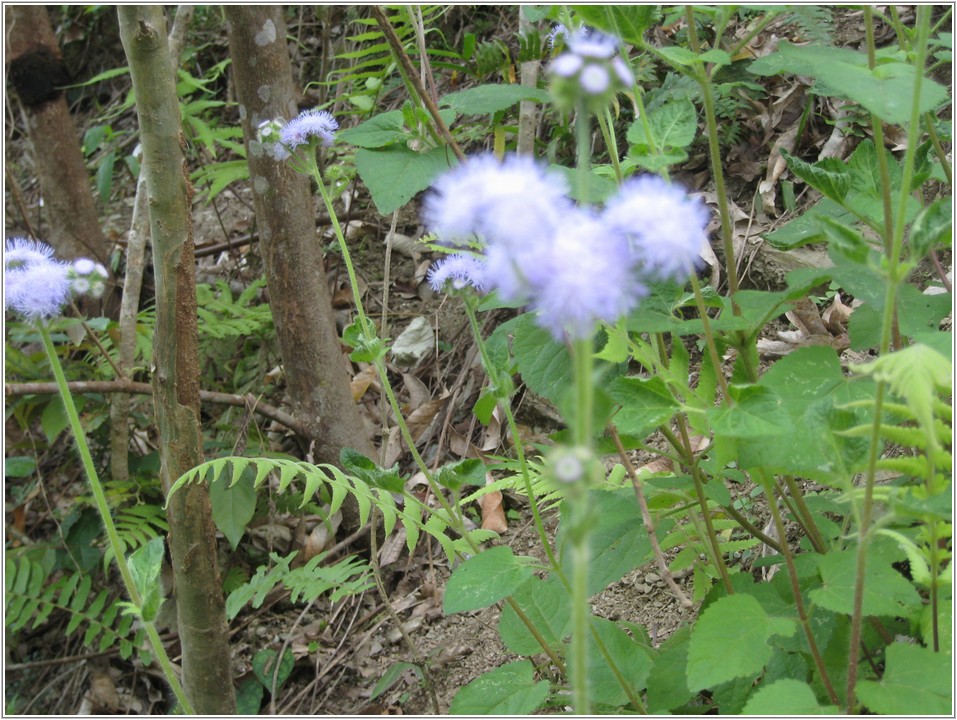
[402,372,432,410]
[351,365,377,403]
[785,296,829,336]
[404,395,448,445]
[822,291,853,334]
[479,489,508,533]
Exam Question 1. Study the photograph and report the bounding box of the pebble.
[634,583,652,594]
[644,572,661,584]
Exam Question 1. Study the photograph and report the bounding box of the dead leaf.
[302,511,342,563]
[404,394,449,446]
[785,296,830,336]
[351,365,377,402]
[759,124,799,216]
[402,372,432,410]
[821,291,853,334]
[479,489,508,533]
[88,670,121,713]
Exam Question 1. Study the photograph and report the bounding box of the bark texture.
[117,7,235,714]
[225,6,377,469]
[6,5,109,264]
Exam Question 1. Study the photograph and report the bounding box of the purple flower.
[546,23,570,51]
[279,108,338,150]
[4,238,71,320]
[523,209,645,340]
[548,26,633,104]
[565,27,619,59]
[427,254,489,293]
[422,154,571,247]
[602,176,710,281]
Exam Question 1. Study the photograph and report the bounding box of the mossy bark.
[117,7,235,714]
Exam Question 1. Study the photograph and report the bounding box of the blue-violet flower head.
[422,154,571,247]
[427,254,488,293]
[4,238,71,320]
[565,27,619,59]
[602,176,710,282]
[279,108,338,150]
[549,27,634,107]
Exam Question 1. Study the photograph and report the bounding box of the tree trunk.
[225,7,377,471]
[6,5,109,265]
[117,7,235,714]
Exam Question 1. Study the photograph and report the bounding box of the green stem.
[462,298,561,573]
[596,108,623,184]
[766,486,841,706]
[689,273,732,402]
[782,475,827,553]
[846,8,931,710]
[39,323,194,715]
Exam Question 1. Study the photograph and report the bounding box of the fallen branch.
[5,380,306,438]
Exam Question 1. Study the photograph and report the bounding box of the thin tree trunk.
[225,7,377,472]
[117,7,235,714]
[6,5,109,265]
[111,5,195,485]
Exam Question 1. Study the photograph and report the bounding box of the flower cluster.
[548,26,635,107]
[257,108,338,161]
[423,155,708,340]
[4,238,107,321]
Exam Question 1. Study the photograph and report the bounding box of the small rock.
[634,583,652,594]
[644,572,661,584]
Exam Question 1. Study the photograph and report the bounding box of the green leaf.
[763,197,855,249]
[558,489,652,595]
[549,164,619,203]
[627,98,698,151]
[95,150,115,202]
[252,647,295,693]
[371,662,423,700]
[809,549,922,617]
[856,642,951,715]
[439,84,550,115]
[572,5,659,46]
[339,449,404,494]
[609,375,680,439]
[127,537,165,622]
[434,458,486,492]
[209,468,257,551]
[748,42,949,124]
[584,617,653,707]
[235,677,265,715]
[355,146,455,215]
[443,546,536,614]
[687,593,795,691]
[852,343,952,440]
[5,456,36,478]
[647,625,694,712]
[909,196,952,260]
[41,396,70,444]
[779,149,851,203]
[710,385,793,439]
[488,313,571,406]
[449,660,549,715]
[337,110,406,148]
[659,46,698,66]
[743,679,839,715]
[498,574,571,656]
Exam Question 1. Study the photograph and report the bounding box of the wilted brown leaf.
[479,489,508,533]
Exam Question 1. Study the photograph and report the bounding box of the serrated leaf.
[443,546,535,614]
[687,593,795,691]
[572,5,659,46]
[743,679,839,715]
[488,313,571,405]
[558,489,652,595]
[584,617,653,707]
[498,574,571,655]
[780,149,851,203]
[627,98,698,151]
[748,42,949,124]
[856,642,951,715]
[909,196,952,260]
[609,375,680,439]
[439,84,550,115]
[449,660,549,715]
[356,146,455,215]
[435,458,486,492]
[647,625,694,712]
[809,549,922,617]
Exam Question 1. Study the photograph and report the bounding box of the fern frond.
[169,456,493,564]
[5,558,146,658]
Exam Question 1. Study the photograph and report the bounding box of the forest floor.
[4,6,951,715]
